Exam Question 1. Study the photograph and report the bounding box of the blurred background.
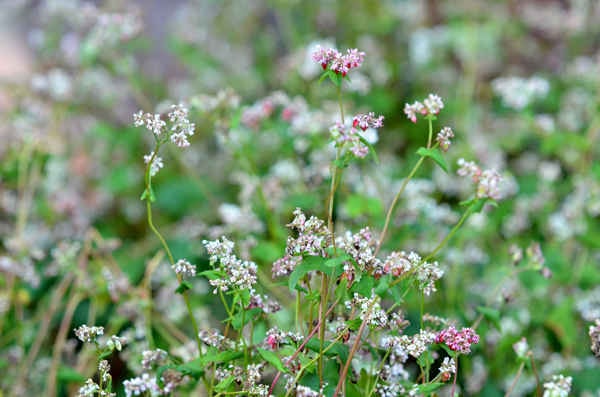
[1,0,599,396]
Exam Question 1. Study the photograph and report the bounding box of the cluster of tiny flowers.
[353,112,384,130]
[143,151,163,177]
[345,293,388,328]
[74,325,104,343]
[436,126,454,151]
[379,250,420,277]
[403,330,437,358]
[312,46,365,76]
[76,379,101,397]
[526,242,545,268]
[492,75,550,110]
[168,104,195,147]
[403,94,444,123]
[336,228,379,272]
[435,326,480,354]
[202,237,257,294]
[295,385,320,397]
[513,337,530,358]
[171,258,196,278]
[134,111,165,136]
[542,374,572,397]
[329,113,383,158]
[248,292,281,314]
[105,335,127,351]
[264,326,303,350]
[123,373,160,397]
[141,349,168,371]
[438,357,456,381]
[283,208,332,257]
[199,329,228,348]
[457,158,503,200]
[415,260,444,296]
[272,254,302,278]
[589,319,600,358]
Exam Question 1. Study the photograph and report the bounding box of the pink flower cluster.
[435,326,480,354]
[457,158,503,200]
[352,112,384,130]
[403,94,444,123]
[312,46,365,76]
[330,112,384,158]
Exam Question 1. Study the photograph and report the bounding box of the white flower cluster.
[492,75,550,110]
[457,158,504,200]
[143,152,163,177]
[542,374,572,397]
[202,237,257,294]
[171,258,196,278]
[141,349,168,371]
[345,293,388,328]
[168,104,195,148]
[74,325,104,343]
[123,373,160,397]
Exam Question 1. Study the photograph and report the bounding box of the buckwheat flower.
[380,251,414,277]
[345,292,388,328]
[392,330,436,358]
[542,374,572,397]
[415,259,444,296]
[404,101,425,123]
[423,93,444,114]
[439,357,456,381]
[436,326,480,354]
[141,349,168,371]
[106,335,127,351]
[143,152,163,176]
[436,126,454,151]
[77,379,100,397]
[203,236,235,263]
[74,325,104,343]
[526,242,545,268]
[123,373,160,397]
[312,45,340,70]
[98,360,111,384]
[168,104,195,147]
[133,111,165,136]
[477,169,503,200]
[589,319,600,358]
[296,385,320,397]
[336,227,380,271]
[172,258,196,278]
[513,337,530,358]
[272,254,302,278]
[352,112,384,130]
[202,237,257,293]
[312,46,365,76]
[457,158,481,180]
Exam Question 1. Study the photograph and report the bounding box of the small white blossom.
[172,259,196,278]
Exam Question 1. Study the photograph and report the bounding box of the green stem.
[144,146,202,355]
[376,156,426,256]
[424,202,475,262]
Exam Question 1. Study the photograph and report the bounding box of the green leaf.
[214,375,235,391]
[199,270,224,280]
[288,256,327,292]
[306,338,349,363]
[140,186,156,202]
[416,382,445,393]
[57,366,87,383]
[477,306,502,330]
[351,274,375,297]
[416,147,449,172]
[346,318,363,331]
[258,348,288,373]
[324,254,351,268]
[230,307,262,330]
[175,280,192,294]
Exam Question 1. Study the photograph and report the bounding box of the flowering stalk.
[376,96,446,256]
[333,296,378,397]
[143,142,202,356]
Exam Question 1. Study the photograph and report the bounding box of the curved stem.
[144,147,202,354]
[504,361,525,397]
[375,156,426,256]
[424,202,475,262]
